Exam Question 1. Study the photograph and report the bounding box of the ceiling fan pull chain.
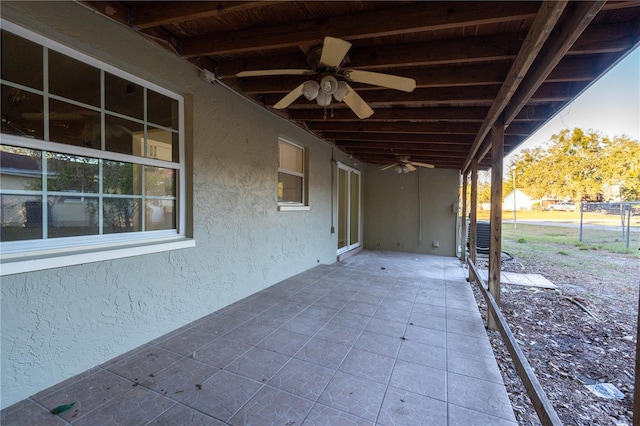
[324,106,327,120]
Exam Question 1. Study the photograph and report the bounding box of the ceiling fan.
[380,155,434,173]
[236,36,416,119]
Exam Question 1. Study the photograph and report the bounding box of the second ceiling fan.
[236,37,416,119]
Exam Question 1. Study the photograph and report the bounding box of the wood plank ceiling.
[84,1,640,171]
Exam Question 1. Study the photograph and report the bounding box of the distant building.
[503,189,533,211]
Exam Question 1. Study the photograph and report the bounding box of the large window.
[0,22,186,263]
[278,138,307,207]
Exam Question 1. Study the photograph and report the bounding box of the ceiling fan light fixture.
[302,80,319,100]
[402,165,410,173]
[333,81,349,102]
[394,165,403,174]
[320,75,339,94]
[316,91,332,106]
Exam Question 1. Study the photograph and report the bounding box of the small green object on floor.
[51,402,75,415]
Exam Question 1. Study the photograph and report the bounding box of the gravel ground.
[470,252,639,426]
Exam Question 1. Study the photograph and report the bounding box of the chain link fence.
[579,202,640,251]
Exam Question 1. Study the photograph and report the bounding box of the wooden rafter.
[462,0,568,174]
[182,2,539,57]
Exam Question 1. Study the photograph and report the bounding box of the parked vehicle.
[548,202,575,212]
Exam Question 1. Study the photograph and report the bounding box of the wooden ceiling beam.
[309,121,481,134]
[316,121,534,136]
[261,82,575,108]
[239,63,510,94]
[130,2,281,30]
[240,55,600,96]
[324,132,476,145]
[502,1,606,126]
[338,143,471,152]
[464,1,606,172]
[463,0,568,175]
[219,33,523,78]
[344,148,469,159]
[182,2,540,57]
[290,107,489,122]
[218,21,635,77]
[262,85,501,108]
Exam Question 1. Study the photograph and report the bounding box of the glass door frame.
[336,162,361,255]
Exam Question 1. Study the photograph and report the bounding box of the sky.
[505,46,640,163]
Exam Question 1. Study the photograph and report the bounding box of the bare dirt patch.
[472,247,638,425]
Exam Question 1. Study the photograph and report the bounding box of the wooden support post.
[469,160,478,282]
[635,290,640,426]
[488,121,504,331]
[461,172,468,262]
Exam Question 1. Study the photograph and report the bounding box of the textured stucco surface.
[0,2,357,408]
[363,165,460,255]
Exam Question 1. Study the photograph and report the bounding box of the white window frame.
[0,20,193,276]
[277,137,309,211]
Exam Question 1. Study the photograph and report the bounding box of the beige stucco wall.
[0,2,359,408]
[363,164,460,255]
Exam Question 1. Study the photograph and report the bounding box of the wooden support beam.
[289,107,489,122]
[327,132,477,145]
[461,172,468,262]
[263,85,501,108]
[488,121,504,331]
[308,121,481,135]
[336,141,471,152]
[462,0,568,173]
[469,159,479,281]
[502,1,606,125]
[467,259,563,425]
[130,2,279,30]
[182,2,539,57]
[635,291,640,426]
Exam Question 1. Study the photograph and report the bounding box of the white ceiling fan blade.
[343,84,373,119]
[405,163,417,172]
[237,69,314,77]
[379,163,397,171]
[344,70,416,92]
[319,36,352,69]
[411,161,435,169]
[273,84,305,109]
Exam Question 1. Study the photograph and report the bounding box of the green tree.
[509,128,639,202]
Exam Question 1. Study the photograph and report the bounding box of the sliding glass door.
[337,164,361,254]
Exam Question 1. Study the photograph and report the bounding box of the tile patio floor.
[1,250,517,425]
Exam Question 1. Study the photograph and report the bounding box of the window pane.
[104,161,142,195]
[48,50,100,107]
[105,114,143,156]
[278,172,303,203]
[1,30,43,90]
[145,166,175,197]
[47,153,99,193]
[103,198,141,233]
[279,141,303,173]
[147,127,179,162]
[48,196,98,237]
[1,195,43,241]
[48,99,101,148]
[0,145,42,190]
[146,199,175,231]
[105,72,143,120]
[1,85,44,140]
[147,89,178,129]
